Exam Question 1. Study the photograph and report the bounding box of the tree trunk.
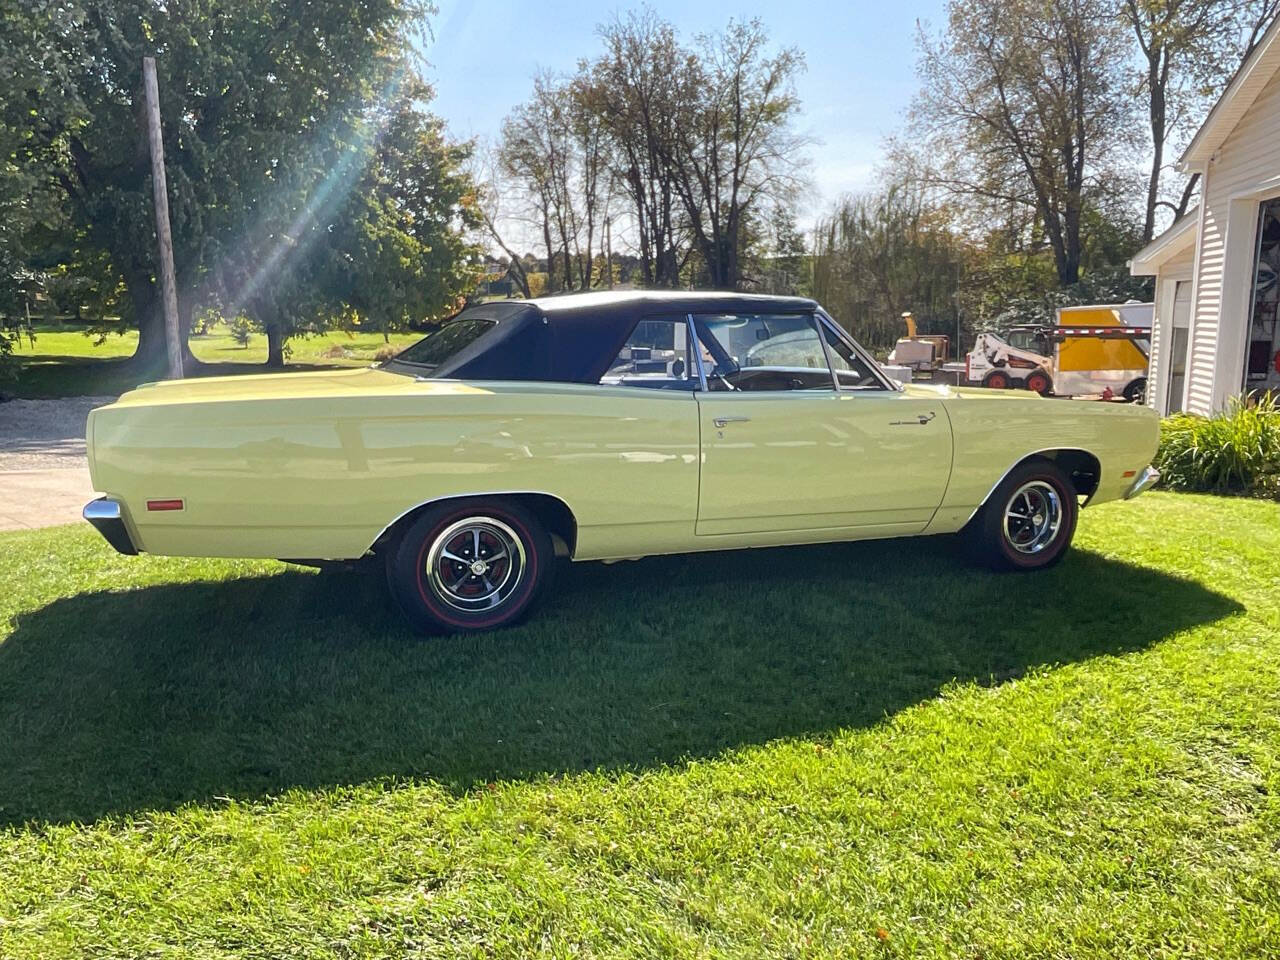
[176,289,200,371]
[603,219,613,289]
[1062,208,1081,287]
[1142,51,1167,244]
[1175,172,1200,219]
[510,260,532,299]
[542,217,556,294]
[265,325,285,368]
[123,265,201,374]
[124,269,170,376]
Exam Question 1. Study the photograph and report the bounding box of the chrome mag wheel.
[1002,480,1063,555]
[425,516,527,613]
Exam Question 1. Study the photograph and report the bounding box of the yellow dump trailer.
[1056,305,1150,375]
[1053,304,1151,399]
[965,302,1152,401]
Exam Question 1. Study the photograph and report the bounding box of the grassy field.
[8,323,424,398]
[1,493,1278,957]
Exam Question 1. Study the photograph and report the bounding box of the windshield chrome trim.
[812,313,843,391]
[687,313,708,391]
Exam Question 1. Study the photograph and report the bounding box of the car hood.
[899,382,1037,401]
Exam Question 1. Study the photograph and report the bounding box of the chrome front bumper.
[83,497,138,555]
[1123,465,1161,500]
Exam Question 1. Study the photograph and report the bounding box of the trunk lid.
[109,366,413,407]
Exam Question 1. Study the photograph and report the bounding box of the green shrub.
[191,307,221,337]
[1155,393,1280,499]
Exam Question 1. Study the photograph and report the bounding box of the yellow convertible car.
[84,291,1160,633]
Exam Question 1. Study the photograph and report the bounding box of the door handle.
[889,411,936,426]
[712,416,751,428]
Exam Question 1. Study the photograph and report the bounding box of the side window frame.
[689,310,840,393]
[814,309,898,392]
[600,314,701,391]
[812,311,844,391]
[686,313,709,391]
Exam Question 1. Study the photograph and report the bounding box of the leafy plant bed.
[1156,393,1280,499]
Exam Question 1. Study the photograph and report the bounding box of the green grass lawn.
[8,323,424,398]
[1,493,1278,957]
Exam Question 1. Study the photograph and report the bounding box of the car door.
[693,313,953,536]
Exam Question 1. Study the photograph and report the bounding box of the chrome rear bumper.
[83,497,138,555]
[1123,465,1161,500]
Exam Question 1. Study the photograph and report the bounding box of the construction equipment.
[887,312,950,377]
[965,303,1153,401]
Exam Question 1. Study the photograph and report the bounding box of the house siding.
[1188,66,1280,414]
[1147,284,1163,412]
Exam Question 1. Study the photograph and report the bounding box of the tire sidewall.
[984,372,1010,390]
[388,500,549,633]
[983,462,1078,570]
[1026,372,1051,395]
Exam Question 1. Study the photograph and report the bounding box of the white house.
[1129,14,1280,416]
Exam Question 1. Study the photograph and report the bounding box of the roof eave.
[1129,207,1198,276]
[1177,14,1280,169]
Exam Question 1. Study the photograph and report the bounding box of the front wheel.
[983,371,1011,390]
[385,499,552,634]
[1024,370,1052,395]
[963,458,1079,571]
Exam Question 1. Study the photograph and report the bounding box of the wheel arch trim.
[367,490,579,558]
[961,447,1102,528]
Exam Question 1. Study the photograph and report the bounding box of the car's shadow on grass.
[0,537,1241,826]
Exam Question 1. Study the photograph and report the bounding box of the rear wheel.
[385,499,552,634]
[1123,378,1147,404]
[983,371,1011,390]
[1024,370,1052,395]
[964,458,1078,571]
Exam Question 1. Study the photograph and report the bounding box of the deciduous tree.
[911,0,1132,286]
[7,0,476,371]
[591,11,689,288]
[812,185,970,349]
[1124,0,1280,241]
[664,19,808,289]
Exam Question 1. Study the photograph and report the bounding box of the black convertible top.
[419,290,819,384]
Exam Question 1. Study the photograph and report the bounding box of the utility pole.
[142,56,184,380]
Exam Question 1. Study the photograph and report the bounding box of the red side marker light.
[147,498,184,512]
[1121,470,1136,478]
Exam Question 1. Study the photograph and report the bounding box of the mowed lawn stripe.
[0,492,1277,957]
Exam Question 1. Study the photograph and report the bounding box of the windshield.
[386,318,494,370]
[689,312,888,391]
[1007,328,1049,355]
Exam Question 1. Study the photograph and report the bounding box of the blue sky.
[423,0,949,221]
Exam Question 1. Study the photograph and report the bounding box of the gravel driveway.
[0,396,115,531]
